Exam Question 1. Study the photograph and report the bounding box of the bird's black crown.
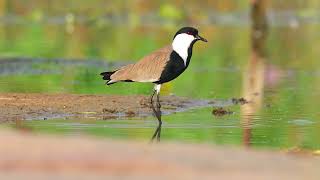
[173,27,199,39]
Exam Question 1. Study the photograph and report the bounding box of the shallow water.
[2,55,320,150]
[1,2,320,150]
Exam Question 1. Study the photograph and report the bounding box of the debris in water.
[265,104,271,108]
[231,98,249,105]
[212,107,233,116]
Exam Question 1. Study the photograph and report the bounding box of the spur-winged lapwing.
[100,27,207,141]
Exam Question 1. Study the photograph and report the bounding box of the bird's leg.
[156,92,162,114]
[155,84,162,121]
[150,98,162,142]
[156,92,162,141]
[150,112,162,142]
[150,89,156,109]
[150,89,160,142]
[150,84,162,142]
[151,122,161,141]
[150,84,162,121]
[150,89,159,120]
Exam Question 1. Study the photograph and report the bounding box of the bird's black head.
[171,27,208,67]
[173,27,207,42]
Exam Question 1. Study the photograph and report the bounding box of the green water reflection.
[11,105,320,150]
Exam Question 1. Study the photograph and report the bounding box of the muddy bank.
[0,93,211,121]
[0,130,319,180]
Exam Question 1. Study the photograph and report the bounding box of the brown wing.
[110,45,172,83]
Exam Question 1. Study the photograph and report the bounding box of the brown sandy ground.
[0,130,319,180]
[0,93,210,121]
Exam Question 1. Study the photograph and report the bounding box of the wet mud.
[0,93,211,121]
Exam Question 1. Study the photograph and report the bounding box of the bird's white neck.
[172,33,195,66]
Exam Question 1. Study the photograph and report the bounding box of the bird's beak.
[196,34,208,42]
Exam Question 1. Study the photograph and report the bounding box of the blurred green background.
[0,0,319,150]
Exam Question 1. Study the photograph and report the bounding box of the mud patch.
[0,93,211,122]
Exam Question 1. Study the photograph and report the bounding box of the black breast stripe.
[155,51,187,84]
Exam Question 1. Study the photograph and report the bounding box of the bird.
[100,27,207,141]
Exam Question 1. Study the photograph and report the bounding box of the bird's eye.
[186,32,193,35]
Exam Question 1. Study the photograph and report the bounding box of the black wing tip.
[100,71,117,85]
[100,71,115,80]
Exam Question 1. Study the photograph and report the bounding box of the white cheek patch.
[172,33,195,66]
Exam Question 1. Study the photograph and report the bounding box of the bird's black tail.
[100,71,116,85]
